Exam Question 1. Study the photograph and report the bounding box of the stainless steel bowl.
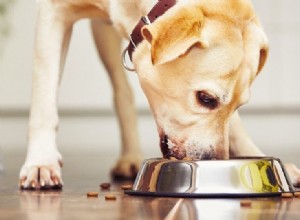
[125,157,295,198]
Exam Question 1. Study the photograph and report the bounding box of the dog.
[19,0,300,189]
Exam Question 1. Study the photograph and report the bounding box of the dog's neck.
[110,0,181,37]
[127,0,177,60]
[109,0,159,38]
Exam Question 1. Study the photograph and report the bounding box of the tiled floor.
[1,151,300,220]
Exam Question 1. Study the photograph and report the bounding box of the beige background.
[0,0,299,164]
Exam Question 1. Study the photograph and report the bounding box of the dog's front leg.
[229,111,264,157]
[91,19,142,179]
[19,1,74,189]
[229,111,300,187]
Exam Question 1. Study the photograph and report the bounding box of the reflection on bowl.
[125,157,295,198]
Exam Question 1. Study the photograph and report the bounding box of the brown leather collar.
[127,0,177,61]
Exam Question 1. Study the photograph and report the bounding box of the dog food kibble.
[183,157,193,161]
[105,194,117,200]
[240,200,252,207]
[100,182,111,190]
[294,192,300,197]
[121,184,133,190]
[87,192,99,197]
[281,192,294,198]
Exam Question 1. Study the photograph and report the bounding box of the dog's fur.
[20,0,300,189]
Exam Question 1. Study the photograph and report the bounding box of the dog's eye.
[196,91,219,109]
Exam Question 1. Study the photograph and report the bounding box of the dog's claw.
[31,181,36,189]
[53,178,59,186]
[19,163,63,191]
[285,163,300,188]
[58,160,64,168]
[19,178,26,189]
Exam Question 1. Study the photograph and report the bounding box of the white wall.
[0,1,300,163]
[0,0,147,111]
[250,0,300,107]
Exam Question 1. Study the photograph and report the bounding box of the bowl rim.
[125,156,295,198]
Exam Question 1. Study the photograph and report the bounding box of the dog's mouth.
[160,134,218,160]
[160,134,186,160]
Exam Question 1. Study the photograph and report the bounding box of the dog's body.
[20,0,300,189]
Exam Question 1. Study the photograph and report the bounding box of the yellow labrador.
[20,0,300,189]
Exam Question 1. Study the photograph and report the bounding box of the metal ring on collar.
[122,47,135,72]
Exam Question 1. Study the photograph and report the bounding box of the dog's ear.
[141,5,207,65]
[256,25,269,75]
[257,46,268,74]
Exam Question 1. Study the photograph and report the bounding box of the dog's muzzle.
[160,135,187,160]
[160,134,222,160]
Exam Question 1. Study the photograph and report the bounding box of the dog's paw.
[19,156,63,190]
[19,162,63,190]
[284,163,300,188]
[111,153,143,180]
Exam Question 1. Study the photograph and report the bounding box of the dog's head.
[132,0,268,160]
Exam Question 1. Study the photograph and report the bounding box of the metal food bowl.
[125,157,295,198]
